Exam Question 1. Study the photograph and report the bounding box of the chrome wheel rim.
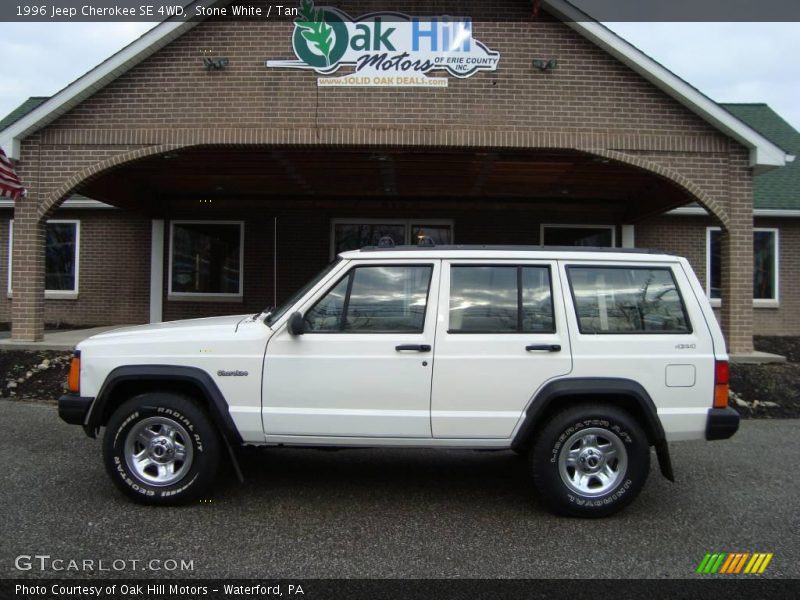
[558,427,627,497]
[124,416,193,486]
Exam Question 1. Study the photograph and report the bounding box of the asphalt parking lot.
[1,399,797,579]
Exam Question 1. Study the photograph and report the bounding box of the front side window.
[8,220,79,294]
[567,266,691,334]
[304,277,348,332]
[708,228,778,301]
[266,259,342,326]
[449,265,555,333]
[170,222,243,296]
[305,265,433,333]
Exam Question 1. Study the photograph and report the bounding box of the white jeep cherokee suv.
[59,245,739,517]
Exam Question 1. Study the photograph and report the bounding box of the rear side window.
[566,266,691,334]
[304,265,433,333]
[449,265,555,333]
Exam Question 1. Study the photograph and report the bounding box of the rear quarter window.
[566,265,692,334]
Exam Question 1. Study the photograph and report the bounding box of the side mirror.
[287,311,306,336]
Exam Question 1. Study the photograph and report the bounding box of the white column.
[621,224,635,248]
[149,220,164,323]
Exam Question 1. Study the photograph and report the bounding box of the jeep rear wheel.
[103,393,220,505]
[530,404,650,517]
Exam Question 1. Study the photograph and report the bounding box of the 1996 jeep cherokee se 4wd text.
[59,246,739,517]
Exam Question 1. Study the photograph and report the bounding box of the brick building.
[0,0,795,353]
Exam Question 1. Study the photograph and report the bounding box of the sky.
[0,20,798,130]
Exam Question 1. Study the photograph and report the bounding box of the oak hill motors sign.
[266,0,501,87]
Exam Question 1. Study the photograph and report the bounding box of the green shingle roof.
[0,97,49,132]
[721,103,800,211]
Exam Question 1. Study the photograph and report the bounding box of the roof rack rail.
[358,244,664,254]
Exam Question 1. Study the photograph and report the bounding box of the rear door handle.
[395,344,431,352]
[525,344,561,352]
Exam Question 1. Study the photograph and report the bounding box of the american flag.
[0,146,26,199]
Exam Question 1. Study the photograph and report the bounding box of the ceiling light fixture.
[532,58,558,72]
[201,49,229,70]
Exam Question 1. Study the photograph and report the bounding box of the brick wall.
[638,215,800,337]
[8,206,796,339]
[13,3,743,217]
[636,215,709,283]
[1,209,150,327]
[43,7,722,137]
[753,218,800,336]
[7,2,758,349]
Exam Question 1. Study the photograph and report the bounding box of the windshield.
[264,258,342,326]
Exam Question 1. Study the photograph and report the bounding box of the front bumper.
[705,407,740,440]
[58,394,94,426]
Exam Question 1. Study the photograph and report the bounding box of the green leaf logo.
[296,0,335,66]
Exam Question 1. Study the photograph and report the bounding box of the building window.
[410,223,452,246]
[331,219,453,258]
[706,227,778,303]
[541,224,615,247]
[8,220,80,297]
[169,221,244,298]
[566,266,691,334]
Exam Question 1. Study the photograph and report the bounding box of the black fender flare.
[511,377,674,481]
[84,365,243,446]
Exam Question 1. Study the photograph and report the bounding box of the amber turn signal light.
[67,353,81,394]
[714,360,729,409]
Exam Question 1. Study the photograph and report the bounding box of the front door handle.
[395,344,431,352]
[525,344,561,352]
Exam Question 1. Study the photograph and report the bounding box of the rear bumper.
[58,394,94,426]
[705,407,740,440]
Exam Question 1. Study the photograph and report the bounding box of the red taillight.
[714,360,729,408]
[715,360,730,385]
[68,354,81,394]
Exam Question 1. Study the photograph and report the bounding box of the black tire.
[530,403,651,517]
[103,392,221,505]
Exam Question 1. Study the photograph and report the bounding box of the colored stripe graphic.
[698,552,773,574]
[712,553,726,573]
[726,553,739,573]
[733,553,750,574]
[759,553,774,573]
[696,554,713,574]
[745,554,760,573]
[703,553,726,573]
[719,553,736,574]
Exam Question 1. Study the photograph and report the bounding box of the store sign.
[265,0,500,87]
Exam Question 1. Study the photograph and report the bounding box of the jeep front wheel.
[103,393,220,505]
[530,404,651,517]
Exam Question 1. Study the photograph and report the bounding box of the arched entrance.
[40,143,729,223]
[12,143,751,352]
